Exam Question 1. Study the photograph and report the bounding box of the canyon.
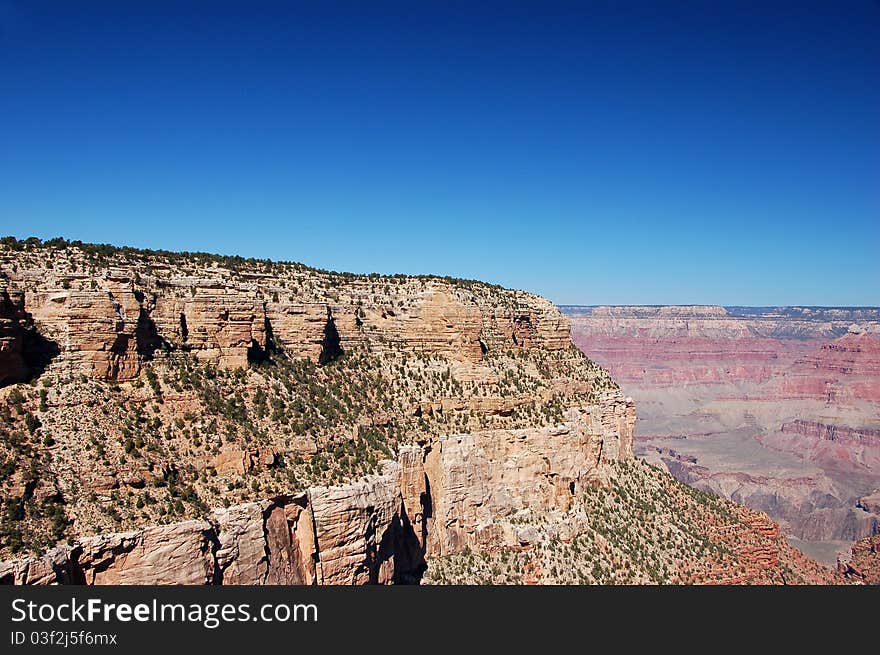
[565,304,880,566]
[0,239,864,584]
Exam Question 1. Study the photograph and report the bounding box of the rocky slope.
[565,304,880,564]
[0,239,839,584]
[2,457,838,586]
[837,534,880,585]
[0,409,630,586]
[424,459,837,585]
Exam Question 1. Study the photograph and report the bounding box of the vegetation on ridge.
[0,235,507,291]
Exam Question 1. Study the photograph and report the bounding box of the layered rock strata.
[1,407,635,585]
[0,242,839,585]
[565,304,880,556]
[0,250,571,383]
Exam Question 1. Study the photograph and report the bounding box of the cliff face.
[0,290,57,386]
[0,249,569,384]
[565,304,880,556]
[0,291,31,386]
[5,451,838,586]
[0,240,837,585]
[0,239,630,574]
[1,407,636,585]
[3,417,837,587]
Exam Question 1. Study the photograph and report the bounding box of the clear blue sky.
[1,1,877,306]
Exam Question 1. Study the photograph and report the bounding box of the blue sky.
[1,1,877,305]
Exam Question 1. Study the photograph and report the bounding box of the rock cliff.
[565,304,880,560]
[3,425,838,587]
[0,242,571,384]
[0,239,838,584]
[1,405,636,585]
[0,291,32,386]
[837,534,880,584]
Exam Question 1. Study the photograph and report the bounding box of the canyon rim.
[0,238,857,585]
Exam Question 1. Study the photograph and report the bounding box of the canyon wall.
[565,304,880,562]
[0,243,846,584]
[0,258,571,386]
[0,405,635,585]
[0,240,638,584]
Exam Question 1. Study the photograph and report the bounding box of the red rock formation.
[0,246,843,586]
[684,507,837,585]
[0,408,842,586]
[780,420,880,450]
[838,534,880,584]
[567,305,880,547]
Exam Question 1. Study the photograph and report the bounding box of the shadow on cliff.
[18,331,59,384]
[246,316,282,366]
[0,290,60,386]
[319,311,343,365]
[134,297,163,360]
[366,504,428,585]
